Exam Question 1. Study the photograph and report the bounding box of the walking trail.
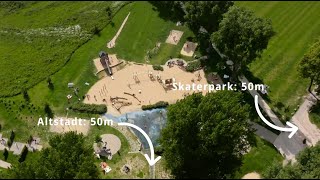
[107,12,131,48]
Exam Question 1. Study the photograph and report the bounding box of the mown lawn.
[234,136,283,178]
[236,2,320,117]
[108,1,198,65]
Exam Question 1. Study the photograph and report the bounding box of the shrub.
[186,60,202,72]
[3,148,9,161]
[141,101,169,110]
[95,135,102,143]
[10,130,15,142]
[154,146,164,156]
[69,103,107,114]
[44,103,54,118]
[152,65,164,71]
[7,139,12,148]
[18,145,28,163]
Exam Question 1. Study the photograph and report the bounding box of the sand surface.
[165,30,183,45]
[84,63,209,115]
[180,41,198,57]
[242,172,261,179]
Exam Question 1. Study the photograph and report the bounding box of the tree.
[184,1,234,33]
[47,76,54,90]
[160,91,254,178]
[105,6,112,20]
[95,135,102,143]
[212,6,274,79]
[149,1,185,21]
[10,132,99,179]
[299,38,320,99]
[263,142,320,179]
[18,146,28,163]
[3,148,9,161]
[22,88,29,102]
[44,103,54,119]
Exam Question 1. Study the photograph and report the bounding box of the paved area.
[239,76,284,127]
[0,160,11,169]
[291,93,320,146]
[250,122,277,144]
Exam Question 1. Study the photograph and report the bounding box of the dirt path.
[107,12,131,48]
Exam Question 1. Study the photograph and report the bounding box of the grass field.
[0,1,127,97]
[234,136,283,178]
[236,2,320,117]
[108,2,199,65]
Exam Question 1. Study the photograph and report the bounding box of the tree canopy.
[9,132,99,179]
[159,91,254,178]
[211,6,274,79]
[263,142,320,179]
[184,1,234,33]
[299,38,320,94]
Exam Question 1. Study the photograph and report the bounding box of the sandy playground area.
[242,172,261,179]
[180,41,198,57]
[84,62,209,115]
[165,30,183,45]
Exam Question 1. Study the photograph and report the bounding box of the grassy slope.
[236,2,320,116]
[108,1,197,65]
[0,1,124,97]
[235,136,283,178]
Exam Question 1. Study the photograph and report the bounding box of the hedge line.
[152,65,164,71]
[141,101,169,110]
[186,60,202,72]
[69,103,107,114]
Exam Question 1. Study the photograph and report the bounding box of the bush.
[141,101,169,110]
[154,146,164,156]
[7,139,13,148]
[186,60,202,72]
[152,65,164,71]
[3,148,9,161]
[18,145,28,163]
[69,103,107,114]
[95,135,102,143]
[10,130,15,142]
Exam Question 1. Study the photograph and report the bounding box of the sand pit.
[242,172,261,179]
[180,41,198,57]
[94,134,121,155]
[49,117,91,136]
[84,62,209,115]
[94,54,121,73]
[165,30,184,45]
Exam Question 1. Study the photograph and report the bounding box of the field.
[234,136,283,178]
[0,1,127,97]
[237,2,320,117]
[108,2,199,65]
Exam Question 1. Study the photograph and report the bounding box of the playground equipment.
[99,51,113,76]
[124,92,141,103]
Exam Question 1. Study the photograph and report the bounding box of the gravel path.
[107,12,131,48]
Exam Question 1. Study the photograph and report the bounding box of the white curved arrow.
[254,95,298,138]
[118,122,161,166]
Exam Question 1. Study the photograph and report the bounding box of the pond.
[104,108,167,149]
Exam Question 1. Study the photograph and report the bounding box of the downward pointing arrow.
[118,122,161,166]
[254,95,299,138]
